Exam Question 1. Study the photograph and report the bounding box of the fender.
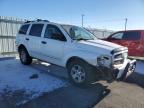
[62,50,100,67]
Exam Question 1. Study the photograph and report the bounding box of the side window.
[44,25,66,41]
[19,24,30,34]
[123,31,140,40]
[29,24,44,37]
[110,32,124,40]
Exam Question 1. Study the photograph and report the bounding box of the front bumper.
[96,59,136,82]
[117,59,136,81]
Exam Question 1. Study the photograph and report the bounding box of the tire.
[19,47,32,65]
[67,59,95,87]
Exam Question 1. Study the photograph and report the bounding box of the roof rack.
[25,20,33,23]
[24,19,50,23]
[36,19,49,22]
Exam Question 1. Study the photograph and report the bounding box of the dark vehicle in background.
[105,30,144,58]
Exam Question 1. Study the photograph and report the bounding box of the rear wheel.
[67,59,95,87]
[19,48,32,65]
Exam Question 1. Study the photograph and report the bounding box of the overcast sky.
[0,0,144,30]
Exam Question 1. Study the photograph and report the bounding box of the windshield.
[61,25,97,40]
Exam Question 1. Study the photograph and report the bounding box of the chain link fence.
[87,28,114,39]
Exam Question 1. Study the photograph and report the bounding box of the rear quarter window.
[123,31,141,40]
[18,24,30,35]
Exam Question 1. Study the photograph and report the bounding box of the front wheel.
[67,59,95,87]
[19,48,32,65]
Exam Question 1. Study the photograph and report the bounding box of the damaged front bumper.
[96,59,136,82]
[117,59,136,81]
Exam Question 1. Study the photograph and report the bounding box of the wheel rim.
[128,64,136,73]
[20,50,26,62]
[70,65,86,83]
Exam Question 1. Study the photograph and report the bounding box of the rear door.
[27,23,44,58]
[17,24,30,50]
[121,31,142,56]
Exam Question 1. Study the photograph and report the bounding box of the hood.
[76,39,124,55]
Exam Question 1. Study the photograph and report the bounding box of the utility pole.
[125,18,128,31]
[81,14,85,27]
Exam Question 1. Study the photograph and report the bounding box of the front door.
[107,32,124,45]
[120,31,142,56]
[108,31,142,57]
[40,24,67,65]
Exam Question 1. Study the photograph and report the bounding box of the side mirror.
[107,36,114,41]
[51,33,66,41]
[107,37,111,40]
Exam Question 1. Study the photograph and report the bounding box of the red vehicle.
[105,30,144,58]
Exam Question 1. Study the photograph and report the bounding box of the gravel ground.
[0,58,144,108]
[19,84,108,108]
[12,81,144,108]
[20,60,144,108]
[95,82,144,108]
[1,81,144,108]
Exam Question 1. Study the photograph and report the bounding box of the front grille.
[114,53,123,59]
[113,53,125,65]
[114,59,124,65]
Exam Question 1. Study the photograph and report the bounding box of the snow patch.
[0,59,67,104]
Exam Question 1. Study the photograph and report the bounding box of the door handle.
[25,38,29,41]
[41,41,47,44]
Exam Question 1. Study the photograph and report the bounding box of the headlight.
[97,55,112,67]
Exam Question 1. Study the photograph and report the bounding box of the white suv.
[16,19,136,86]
